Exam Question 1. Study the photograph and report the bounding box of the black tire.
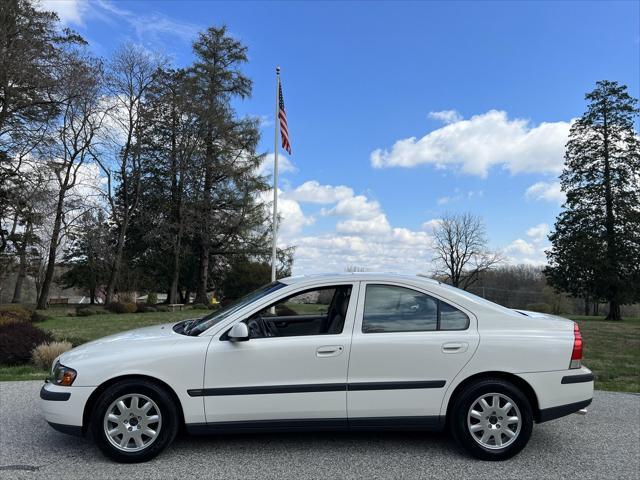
[449,378,533,461]
[90,379,179,463]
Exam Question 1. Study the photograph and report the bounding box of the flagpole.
[271,66,280,282]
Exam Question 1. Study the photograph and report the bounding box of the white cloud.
[265,179,438,274]
[421,219,443,232]
[321,195,382,220]
[505,239,537,257]
[291,228,434,274]
[39,0,202,44]
[41,0,89,25]
[258,153,297,177]
[336,214,391,235]
[504,222,552,266]
[285,181,353,204]
[371,110,573,177]
[526,223,549,241]
[262,189,314,240]
[525,181,565,204]
[429,110,462,124]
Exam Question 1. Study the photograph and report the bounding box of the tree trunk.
[105,218,128,304]
[11,221,30,303]
[89,286,96,305]
[37,191,65,309]
[195,245,209,304]
[11,252,26,304]
[606,300,621,321]
[602,115,621,321]
[583,296,590,316]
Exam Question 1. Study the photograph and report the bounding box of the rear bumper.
[538,398,592,423]
[517,366,594,421]
[39,382,94,435]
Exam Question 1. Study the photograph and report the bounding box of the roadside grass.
[567,315,640,393]
[38,309,211,343]
[1,310,638,392]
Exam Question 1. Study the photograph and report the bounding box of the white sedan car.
[40,273,593,463]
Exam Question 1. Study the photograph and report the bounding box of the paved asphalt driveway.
[1,382,638,479]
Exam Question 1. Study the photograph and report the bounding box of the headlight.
[50,361,77,386]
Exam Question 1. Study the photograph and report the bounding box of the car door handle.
[441,342,468,354]
[316,346,344,357]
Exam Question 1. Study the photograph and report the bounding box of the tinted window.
[363,285,438,333]
[439,301,470,330]
[362,284,469,333]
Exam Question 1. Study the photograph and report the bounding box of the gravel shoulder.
[1,381,638,480]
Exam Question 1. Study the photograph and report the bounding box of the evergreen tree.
[61,210,111,304]
[187,26,269,304]
[546,81,640,320]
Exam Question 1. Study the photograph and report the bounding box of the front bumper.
[39,382,95,436]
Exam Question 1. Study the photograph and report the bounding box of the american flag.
[278,82,291,155]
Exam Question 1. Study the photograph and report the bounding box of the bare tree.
[96,43,161,304]
[432,212,502,290]
[36,53,105,309]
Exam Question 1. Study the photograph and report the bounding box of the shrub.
[105,302,138,314]
[147,292,158,305]
[155,305,170,312]
[0,321,53,365]
[525,303,552,314]
[0,305,33,325]
[137,305,157,313]
[77,307,99,317]
[31,341,73,370]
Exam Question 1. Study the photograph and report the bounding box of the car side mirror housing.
[228,323,249,342]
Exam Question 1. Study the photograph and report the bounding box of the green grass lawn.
[38,309,210,343]
[1,310,638,392]
[567,315,640,393]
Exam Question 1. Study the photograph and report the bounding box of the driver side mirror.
[228,322,250,342]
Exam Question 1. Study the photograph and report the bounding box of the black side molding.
[561,373,594,384]
[187,380,446,397]
[47,422,83,437]
[538,398,592,423]
[348,381,446,391]
[40,385,71,401]
[186,416,446,435]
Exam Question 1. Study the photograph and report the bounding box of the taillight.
[570,322,582,369]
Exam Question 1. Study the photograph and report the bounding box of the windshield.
[183,281,286,336]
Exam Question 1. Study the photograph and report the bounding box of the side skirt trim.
[187,380,446,397]
[185,416,446,435]
[47,421,83,437]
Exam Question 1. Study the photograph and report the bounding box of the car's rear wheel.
[91,379,179,463]
[450,378,533,460]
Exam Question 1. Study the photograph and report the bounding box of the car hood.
[58,322,180,365]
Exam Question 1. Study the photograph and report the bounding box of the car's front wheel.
[450,378,533,461]
[91,379,179,463]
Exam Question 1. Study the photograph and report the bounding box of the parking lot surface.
[1,382,638,479]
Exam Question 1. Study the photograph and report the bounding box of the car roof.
[279,272,442,286]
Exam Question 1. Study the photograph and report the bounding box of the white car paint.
[40,272,593,438]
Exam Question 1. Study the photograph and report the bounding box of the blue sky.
[42,0,640,274]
